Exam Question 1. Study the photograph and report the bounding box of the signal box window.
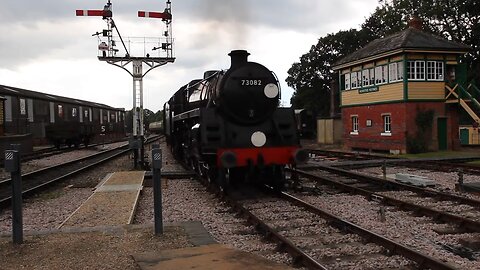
[350,116,359,135]
[382,114,391,136]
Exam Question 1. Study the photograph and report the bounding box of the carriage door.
[437,118,447,150]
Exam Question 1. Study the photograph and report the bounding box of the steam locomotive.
[163,50,307,188]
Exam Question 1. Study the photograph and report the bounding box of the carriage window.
[20,98,26,115]
[72,108,77,117]
[58,105,63,117]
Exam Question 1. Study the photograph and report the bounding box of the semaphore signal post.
[76,0,175,169]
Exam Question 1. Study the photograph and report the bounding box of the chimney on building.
[408,15,423,30]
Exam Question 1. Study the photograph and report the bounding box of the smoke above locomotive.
[164,50,306,189]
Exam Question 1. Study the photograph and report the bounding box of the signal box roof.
[333,27,471,70]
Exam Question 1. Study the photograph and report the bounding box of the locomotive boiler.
[163,50,307,188]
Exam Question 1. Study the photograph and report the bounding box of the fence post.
[151,148,163,234]
[4,150,23,244]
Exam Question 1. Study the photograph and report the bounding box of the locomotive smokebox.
[228,50,250,69]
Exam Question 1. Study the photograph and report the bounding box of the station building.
[332,19,472,154]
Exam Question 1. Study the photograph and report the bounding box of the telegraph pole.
[76,0,175,169]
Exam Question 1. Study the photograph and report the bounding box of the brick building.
[332,19,471,154]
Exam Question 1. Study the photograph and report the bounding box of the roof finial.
[408,15,423,30]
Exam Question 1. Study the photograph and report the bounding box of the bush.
[407,135,427,154]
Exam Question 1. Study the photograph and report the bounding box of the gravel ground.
[2,139,479,269]
[0,226,191,270]
[134,142,296,267]
[292,192,480,269]
[357,166,480,200]
[0,141,127,181]
[0,140,196,270]
[0,139,295,269]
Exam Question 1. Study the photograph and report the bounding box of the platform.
[59,171,145,228]
[133,244,293,270]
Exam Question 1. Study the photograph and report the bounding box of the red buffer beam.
[138,11,172,20]
[76,9,112,17]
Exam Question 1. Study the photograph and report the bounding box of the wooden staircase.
[445,83,480,123]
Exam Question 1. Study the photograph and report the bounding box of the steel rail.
[292,169,480,233]
[0,147,129,209]
[275,189,457,270]
[0,138,130,166]
[296,164,480,207]
[0,135,162,209]
[226,196,329,270]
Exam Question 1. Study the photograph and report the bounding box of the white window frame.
[369,68,375,86]
[356,71,362,88]
[362,69,371,87]
[408,60,426,80]
[345,73,351,90]
[427,61,444,81]
[379,65,388,84]
[351,71,358,89]
[381,114,392,136]
[350,115,359,135]
[389,62,404,83]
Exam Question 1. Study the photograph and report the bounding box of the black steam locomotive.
[163,50,307,188]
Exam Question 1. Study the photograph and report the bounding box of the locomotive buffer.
[76,0,175,168]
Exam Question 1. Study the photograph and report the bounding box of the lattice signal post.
[76,0,175,168]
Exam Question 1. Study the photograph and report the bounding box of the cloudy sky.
[0,0,379,112]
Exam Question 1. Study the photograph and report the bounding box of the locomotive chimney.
[229,50,250,69]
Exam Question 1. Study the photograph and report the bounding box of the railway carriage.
[163,50,307,188]
[0,84,126,152]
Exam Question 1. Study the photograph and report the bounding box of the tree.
[288,0,480,114]
[378,0,480,82]
[287,29,368,117]
[124,108,163,134]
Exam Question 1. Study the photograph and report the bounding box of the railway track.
[307,149,480,175]
[0,138,129,167]
[225,186,456,269]
[306,149,390,162]
[290,165,480,233]
[0,135,162,209]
